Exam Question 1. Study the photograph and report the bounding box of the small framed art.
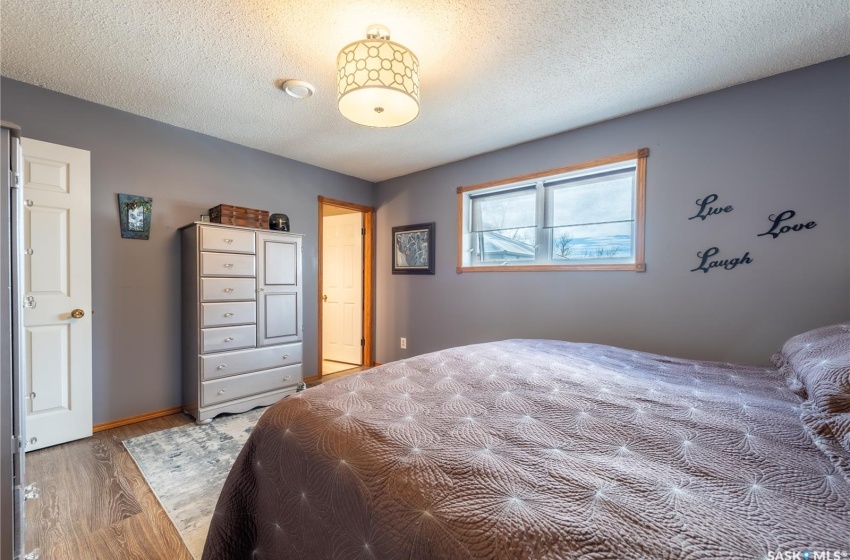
[117,193,152,240]
[392,222,435,275]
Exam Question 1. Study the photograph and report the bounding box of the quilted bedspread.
[202,340,850,559]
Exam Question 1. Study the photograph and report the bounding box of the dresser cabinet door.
[256,233,302,346]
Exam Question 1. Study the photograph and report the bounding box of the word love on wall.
[690,247,753,273]
[757,210,816,239]
[688,193,733,221]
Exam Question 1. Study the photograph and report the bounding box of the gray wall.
[375,57,850,366]
[0,78,374,424]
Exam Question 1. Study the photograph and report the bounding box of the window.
[456,149,647,272]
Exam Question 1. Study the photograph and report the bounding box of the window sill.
[456,262,646,273]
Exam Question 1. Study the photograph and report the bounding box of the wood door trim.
[318,196,374,214]
[318,197,375,378]
[92,406,184,433]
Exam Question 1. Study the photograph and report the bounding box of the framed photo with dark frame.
[117,193,152,240]
[392,222,435,275]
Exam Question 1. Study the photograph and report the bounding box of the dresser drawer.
[200,226,255,254]
[201,343,302,380]
[201,277,256,302]
[200,252,256,277]
[202,364,302,406]
[202,324,256,353]
[201,302,257,328]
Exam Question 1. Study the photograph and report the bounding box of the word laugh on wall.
[690,247,752,273]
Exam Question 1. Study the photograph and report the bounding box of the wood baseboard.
[93,406,184,433]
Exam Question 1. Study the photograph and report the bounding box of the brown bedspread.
[203,340,850,559]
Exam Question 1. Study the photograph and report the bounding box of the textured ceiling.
[1,1,848,182]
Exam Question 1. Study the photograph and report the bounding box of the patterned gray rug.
[123,407,266,559]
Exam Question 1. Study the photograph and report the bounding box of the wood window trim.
[316,196,375,381]
[456,148,648,273]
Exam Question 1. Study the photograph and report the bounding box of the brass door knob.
[71,309,85,319]
[322,295,328,302]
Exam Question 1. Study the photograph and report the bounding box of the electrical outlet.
[400,337,407,349]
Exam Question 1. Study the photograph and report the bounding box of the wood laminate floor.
[24,413,195,560]
[23,367,369,559]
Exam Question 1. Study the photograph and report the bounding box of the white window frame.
[456,148,648,273]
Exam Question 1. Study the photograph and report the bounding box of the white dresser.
[180,222,303,423]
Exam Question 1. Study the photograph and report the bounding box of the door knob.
[322,294,328,302]
[71,309,85,319]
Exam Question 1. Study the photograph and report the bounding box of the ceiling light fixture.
[337,24,419,128]
[280,79,315,99]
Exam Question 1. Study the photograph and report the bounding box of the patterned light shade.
[337,25,419,128]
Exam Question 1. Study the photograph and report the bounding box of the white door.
[322,212,362,365]
[22,138,92,451]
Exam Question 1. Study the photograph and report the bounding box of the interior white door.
[322,211,363,365]
[22,138,92,451]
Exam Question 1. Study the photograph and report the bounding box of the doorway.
[316,196,374,380]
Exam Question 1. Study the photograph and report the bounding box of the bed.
[202,324,850,559]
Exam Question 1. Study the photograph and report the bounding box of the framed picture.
[117,193,152,240]
[392,222,435,275]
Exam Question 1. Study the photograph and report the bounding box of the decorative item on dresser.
[179,222,304,423]
[209,204,270,229]
[269,213,289,231]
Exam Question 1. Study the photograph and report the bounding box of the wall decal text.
[689,194,733,221]
[691,247,753,273]
[757,210,816,239]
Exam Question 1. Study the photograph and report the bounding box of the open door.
[21,138,92,451]
[315,197,373,380]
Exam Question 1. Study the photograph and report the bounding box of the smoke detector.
[279,80,315,99]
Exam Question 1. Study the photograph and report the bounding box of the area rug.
[123,407,266,559]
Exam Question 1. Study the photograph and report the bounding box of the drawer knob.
[283,375,291,381]
[217,389,226,395]
[224,263,234,269]
[224,312,234,317]
[224,337,234,343]
[282,354,290,360]
[217,364,227,370]
[224,238,233,244]
[224,288,234,293]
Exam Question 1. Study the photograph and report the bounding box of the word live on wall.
[688,193,817,274]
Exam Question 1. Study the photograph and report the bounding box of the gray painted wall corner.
[0,78,376,424]
[374,57,850,366]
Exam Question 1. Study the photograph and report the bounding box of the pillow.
[772,323,850,414]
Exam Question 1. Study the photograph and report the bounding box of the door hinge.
[361,227,365,236]
[361,338,365,346]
